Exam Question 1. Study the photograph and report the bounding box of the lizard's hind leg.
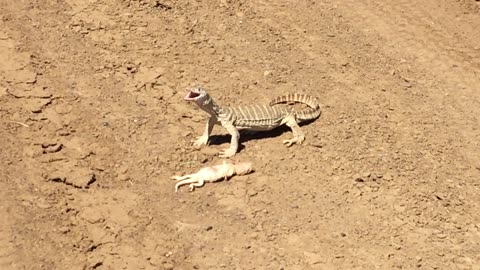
[188,179,205,192]
[283,115,306,147]
[175,178,200,192]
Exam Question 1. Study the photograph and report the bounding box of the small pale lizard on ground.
[184,86,321,158]
[172,161,253,192]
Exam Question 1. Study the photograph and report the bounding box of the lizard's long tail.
[269,93,321,122]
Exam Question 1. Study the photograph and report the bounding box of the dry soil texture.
[1,0,480,269]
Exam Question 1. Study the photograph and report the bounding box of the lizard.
[184,86,321,158]
[172,161,253,192]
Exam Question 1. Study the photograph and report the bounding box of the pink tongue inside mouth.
[184,91,200,100]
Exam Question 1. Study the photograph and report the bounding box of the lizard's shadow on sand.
[208,119,317,152]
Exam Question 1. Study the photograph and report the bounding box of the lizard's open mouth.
[184,88,202,101]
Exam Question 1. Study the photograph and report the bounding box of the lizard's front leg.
[219,122,240,158]
[193,117,216,146]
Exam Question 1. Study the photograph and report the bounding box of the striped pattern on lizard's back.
[269,93,321,122]
[219,104,291,129]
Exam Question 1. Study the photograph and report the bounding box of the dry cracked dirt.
[1,0,480,269]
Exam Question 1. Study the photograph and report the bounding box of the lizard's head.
[184,86,208,103]
[184,86,219,115]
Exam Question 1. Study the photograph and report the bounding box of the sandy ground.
[1,0,480,269]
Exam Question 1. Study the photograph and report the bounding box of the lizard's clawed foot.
[282,137,304,147]
[282,139,295,147]
[219,148,236,158]
[192,136,209,147]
